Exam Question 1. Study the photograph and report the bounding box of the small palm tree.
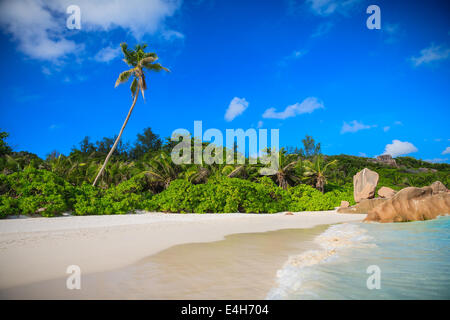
[143,153,179,191]
[302,156,338,193]
[92,43,170,186]
[259,150,301,189]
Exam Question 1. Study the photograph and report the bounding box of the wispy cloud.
[305,0,363,16]
[425,158,448,163]
[278,49,308,67]
[311,22,334,38]
[225,97,249,122]
[410,43,450,67]
[382,140,418,157]
[383,126,390,132]
[262,97,324,120]
[94,46,121,63]
[340,120,376,134]
[162,29,185,41]
[442,147,450,155]
[383,23,401,43]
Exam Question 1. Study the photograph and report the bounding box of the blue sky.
[0,0,449,162]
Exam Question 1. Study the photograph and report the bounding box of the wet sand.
[1,226,329,299]
[0,211,366,299]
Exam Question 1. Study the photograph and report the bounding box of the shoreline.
[0,211,366,290]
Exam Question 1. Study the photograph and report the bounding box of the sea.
[267,216,450,299]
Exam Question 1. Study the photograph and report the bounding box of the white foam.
[266,223,375,299]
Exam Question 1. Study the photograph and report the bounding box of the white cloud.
[425,158,448,163]
[94,46,121,63]
[382,140,418,158]
[410,44,450,67]
[394,121,403,125]
[0,0,181,61]
[0,0,80,60]
[383,126,390,132]
[257,121,263,128]
[340,120,375,134]
[225,97,249,122]
[262,97,324,120]
[358,152,367,157]
[442,147,450,155]
[306,0,362,16]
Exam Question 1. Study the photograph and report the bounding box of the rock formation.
[430,181,447,194]
[338,198,387,214]
[339,201,350,208]
[364,185,450,223]
[378,186,396,198]
[353,168,379,202]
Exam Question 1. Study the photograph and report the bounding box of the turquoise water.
[267,216,450,300]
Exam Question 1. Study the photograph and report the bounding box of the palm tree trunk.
[92,87,139,186]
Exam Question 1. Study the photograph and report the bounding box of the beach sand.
[0,211,366,299]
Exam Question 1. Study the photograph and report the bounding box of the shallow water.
[268,216,450,300]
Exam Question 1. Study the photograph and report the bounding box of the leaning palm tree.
[92,43,170,186]
[302,156,338,193]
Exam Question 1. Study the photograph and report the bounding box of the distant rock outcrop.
[353,168,379,203]
[364,184,450,223]
[378,186,396,198]
[368,154,398,167]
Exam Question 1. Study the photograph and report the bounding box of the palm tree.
[259,149,302,189]
[302,156,338,193]
[92,43,170,186]
[143,152,179,191]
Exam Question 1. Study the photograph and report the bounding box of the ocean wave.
[266,223,375,299]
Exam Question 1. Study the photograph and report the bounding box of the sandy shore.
[0,211,366,291]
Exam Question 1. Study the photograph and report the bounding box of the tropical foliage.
[1,127,449,218]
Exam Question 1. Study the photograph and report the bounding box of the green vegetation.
[1,129,448,218]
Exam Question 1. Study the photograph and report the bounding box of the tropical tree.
[143,152,179,191]
[259,149,302,189]
[302,156,338,193]
[92,43,170,186]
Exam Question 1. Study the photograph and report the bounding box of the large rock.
[338,198,387,214]
[378,186,396,198]
[353,168,379,202]
[430,181,447,195]
[365,186,450,223]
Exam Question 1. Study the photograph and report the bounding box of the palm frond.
[130,78,138,98]
[115,69,134,87]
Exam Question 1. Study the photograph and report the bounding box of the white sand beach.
[0,211,366,296]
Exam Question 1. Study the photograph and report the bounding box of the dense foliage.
[0,129,448,218]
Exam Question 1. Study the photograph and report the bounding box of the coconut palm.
[143,152,179,191]
[259,149,302,189]
[92,43,170,186]
[302,156,338,193]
